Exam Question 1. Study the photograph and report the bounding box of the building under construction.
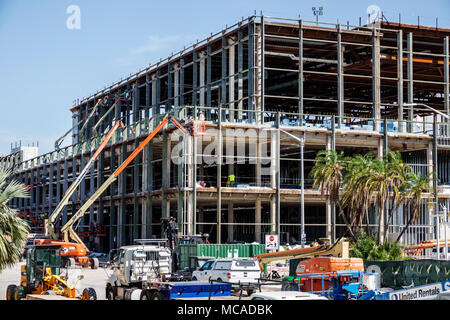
[3,15,450,253]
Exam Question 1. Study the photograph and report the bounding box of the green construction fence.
[177,243,267,271]
[287,258,450,289]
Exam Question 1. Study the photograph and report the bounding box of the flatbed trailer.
[25,294,79,300]
[139,281,232,300]
[174,295,248,300]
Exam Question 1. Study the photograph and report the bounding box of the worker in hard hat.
[226,173,236,187]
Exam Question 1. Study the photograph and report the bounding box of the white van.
[192,258,262,293]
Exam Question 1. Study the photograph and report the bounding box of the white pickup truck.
[192,258,262,294]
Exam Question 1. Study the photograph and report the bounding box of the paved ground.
[0,263,282,300]
[0,262,113,300]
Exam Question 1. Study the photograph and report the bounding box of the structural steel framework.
[3,15,450,252]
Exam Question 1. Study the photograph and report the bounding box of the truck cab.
[192,258,262,295]
[106,243,172,300]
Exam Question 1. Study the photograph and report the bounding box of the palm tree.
[382,152,410,242]
[0,168,30,270]
[310,150,355,240]
[343,151,408,243]
[342,153,376,235]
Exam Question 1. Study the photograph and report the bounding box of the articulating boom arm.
[255,240,350,266]
[55,98,103,151]
[78,97,106,142]
[91,97,121,138]
[45,120,123,239]
[61,115,188,251]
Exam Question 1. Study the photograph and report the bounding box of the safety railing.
[9,105,443,173]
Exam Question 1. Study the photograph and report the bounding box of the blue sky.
[0,0,449,156]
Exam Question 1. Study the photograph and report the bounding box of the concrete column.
[237,29,243,121]
[151,74,157,110]
[372,29,381,131]
[444,36,449,134]
[397,30,404,132]
[377,138,385,240]
[118,143,127,246]
[198,206,203,234]
[270,129,277,234]
[217,111,223,243]
[256,132,262,187]
[177,135,184,231]
[141,199,147,238]
[186,135,194,235]
[62,159,68,225]
[228,202,234,242]
[228,38,236,122]
[174,63,180,108]
[162,132,171,219]
[199,52,206,106]
[270,197,276,233]
[270,130,277,189]
[325,136,332,240]
[407,32,414,133]
[255,199,262,242]
[255,24,263,124]
[377,137,384,158]
[109,147,117,250]
[298,20,304,117]
[248,21,254,121]
[427,142,434,190]
[337,25,344,128]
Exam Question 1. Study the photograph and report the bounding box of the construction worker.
[226,173,236,187]
[198,110,205,122]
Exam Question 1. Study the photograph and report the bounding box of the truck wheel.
[106,284,116,301]
[6,285,17,300]
[140,290,150,300]
[130,288,142,300]
[90,258,99,269]
[67,258,76,268]
[15,286,25,300]
[151,291,166,300]
[45,290,57,295]
[82,287,97,300]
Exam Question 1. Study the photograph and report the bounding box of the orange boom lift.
[36,120,123,268]
[60,114,196,257]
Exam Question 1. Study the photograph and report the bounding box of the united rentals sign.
[375,281,450,300]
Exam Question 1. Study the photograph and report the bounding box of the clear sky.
[1,0,449,156]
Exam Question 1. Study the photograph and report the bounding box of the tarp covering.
[364,260,450,288]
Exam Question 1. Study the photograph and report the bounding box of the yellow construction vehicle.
[6,245,97,300]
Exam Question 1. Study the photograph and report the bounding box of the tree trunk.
[337,203,356,241]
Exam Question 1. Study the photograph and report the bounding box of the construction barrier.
[364,260,450,289]
[178,244,267,271]
[288,258,450,290]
